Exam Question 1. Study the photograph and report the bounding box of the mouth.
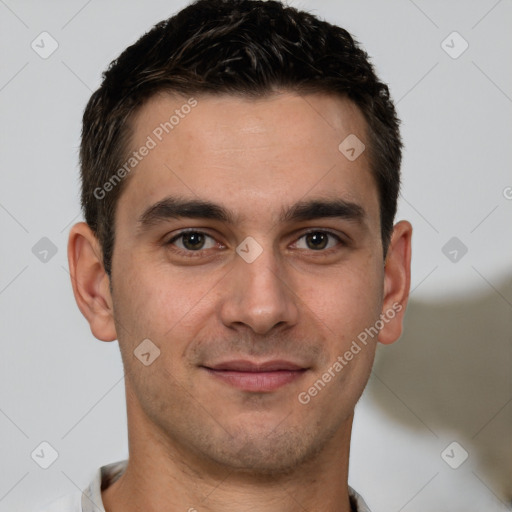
[201,359,309,392]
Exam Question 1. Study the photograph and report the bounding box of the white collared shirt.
[38,459,372,512]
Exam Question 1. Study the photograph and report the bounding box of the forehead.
[117,91,379,230]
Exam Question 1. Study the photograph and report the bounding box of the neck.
[102,388,355,512]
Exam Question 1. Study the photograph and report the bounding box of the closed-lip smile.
[202,359,308,392]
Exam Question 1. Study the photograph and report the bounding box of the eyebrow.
[136,196,367,231]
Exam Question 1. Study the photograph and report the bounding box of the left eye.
[169,231,217,251]
[294,231,342,251]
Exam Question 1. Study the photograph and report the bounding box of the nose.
[218,242,300,335]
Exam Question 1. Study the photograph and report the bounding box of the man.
[41,0,412,510]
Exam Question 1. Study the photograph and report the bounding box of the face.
[103,92,396,474]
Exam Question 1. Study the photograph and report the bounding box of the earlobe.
[377,220,413,345]
[67,222,117,342]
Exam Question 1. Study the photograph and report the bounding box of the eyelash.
[165,229,345,258]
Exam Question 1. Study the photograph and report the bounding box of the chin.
[200,422,330,477]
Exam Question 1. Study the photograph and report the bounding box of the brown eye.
[305,232,328,250]
[181,232,206,250]
[168,231,217,252]
[294,231,342,251]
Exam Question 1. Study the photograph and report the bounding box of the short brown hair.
[80,0,402,276]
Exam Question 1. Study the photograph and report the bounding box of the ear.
[67,222,117,342]
[377,220,412,345]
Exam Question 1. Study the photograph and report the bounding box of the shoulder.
[35,460,126,512]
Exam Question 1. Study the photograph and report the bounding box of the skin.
[68,91,412,512]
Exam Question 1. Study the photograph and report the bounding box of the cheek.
[300,259,383,340]
[297,266,381,412]
[112,261,219,347]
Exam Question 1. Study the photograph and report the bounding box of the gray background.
[0,0,511,511]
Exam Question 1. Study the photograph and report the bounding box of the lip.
[202,359,308,392]
[207,359,305,372]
